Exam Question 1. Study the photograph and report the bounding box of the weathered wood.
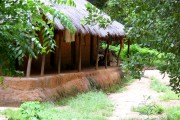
[78,33,82,72]
[105,39,110,69]
[58,31,62,74]
[71,41,76,69]
[40,53,46,76]
[90,34,94,65]
[95,36,99,70]
[26,42,34,77]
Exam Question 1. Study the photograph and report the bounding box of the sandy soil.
[108,70,180,120]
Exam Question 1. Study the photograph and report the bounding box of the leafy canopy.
[105,0,180,93]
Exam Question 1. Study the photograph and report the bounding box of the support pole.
[40,53,45,76]
[117,37,124,66]
[95,36,99,70]
[105,39,110,69]
[78,33,82,72]
[58,31,62,74]
[26,42,34,77]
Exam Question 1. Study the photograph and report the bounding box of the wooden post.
[95,36,99,70]
[78,33,82,72]
[117,37,124,66]
[71,42,76,69]
[40,53,45,76]
[58,31,62,74]
[127,39,130,58]
[105,39,110,69]
[26,42,34,77]
[90,34,94,65]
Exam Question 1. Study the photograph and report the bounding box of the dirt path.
[108,70,179,120]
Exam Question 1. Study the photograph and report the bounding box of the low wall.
[0,68,122,106]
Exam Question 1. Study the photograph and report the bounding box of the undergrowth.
[132,103,164,115]
[1,91,113,120]
[150,77,180,101]
[133,104,180,120]
[166,106,180,120]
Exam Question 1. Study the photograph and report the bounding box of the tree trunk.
[26,42,34,77]
[117,37,124,66]
[26,56,32,77]
[78,34,82,72]
[58,32,62,74]
[96,36,99,70]
[40,53,46,76]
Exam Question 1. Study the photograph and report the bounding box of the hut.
[24,0,125,76]
[0,0,126,105]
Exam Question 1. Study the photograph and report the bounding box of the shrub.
[20,101,42,120]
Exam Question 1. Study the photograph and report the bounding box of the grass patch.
[132,103,180,119]
[150,78,170,93]
[160,91,180,101]
[1,109,22,120]
[165,106,180,120]
[150,77,180,101]
[132,103,164,115]
[1,91,113,120]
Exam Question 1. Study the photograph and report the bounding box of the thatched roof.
[43,0,125,37]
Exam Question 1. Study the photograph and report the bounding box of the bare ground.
[108,70,180,120]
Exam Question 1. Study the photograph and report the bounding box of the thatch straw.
[42,0,125,37]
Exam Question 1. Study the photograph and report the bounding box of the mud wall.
[0,68,122,106]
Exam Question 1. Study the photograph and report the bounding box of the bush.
[20,102,42,120]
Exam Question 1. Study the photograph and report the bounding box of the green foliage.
[102,43,162,79]
[82,3,111,28]
[20,102,42,120]
[0,0,75,76]
[0,77,4,85]
[133,103,164,115]
[87,0,108,9]
[57,91,114,119]
[105,0,180,93]
[149,77,180,101]
[150,78,170,93]
[2,91,113,120]
[160,91,180,101]
[2,102,58,120]
[166,106,180,120]
[2,109,22,120]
